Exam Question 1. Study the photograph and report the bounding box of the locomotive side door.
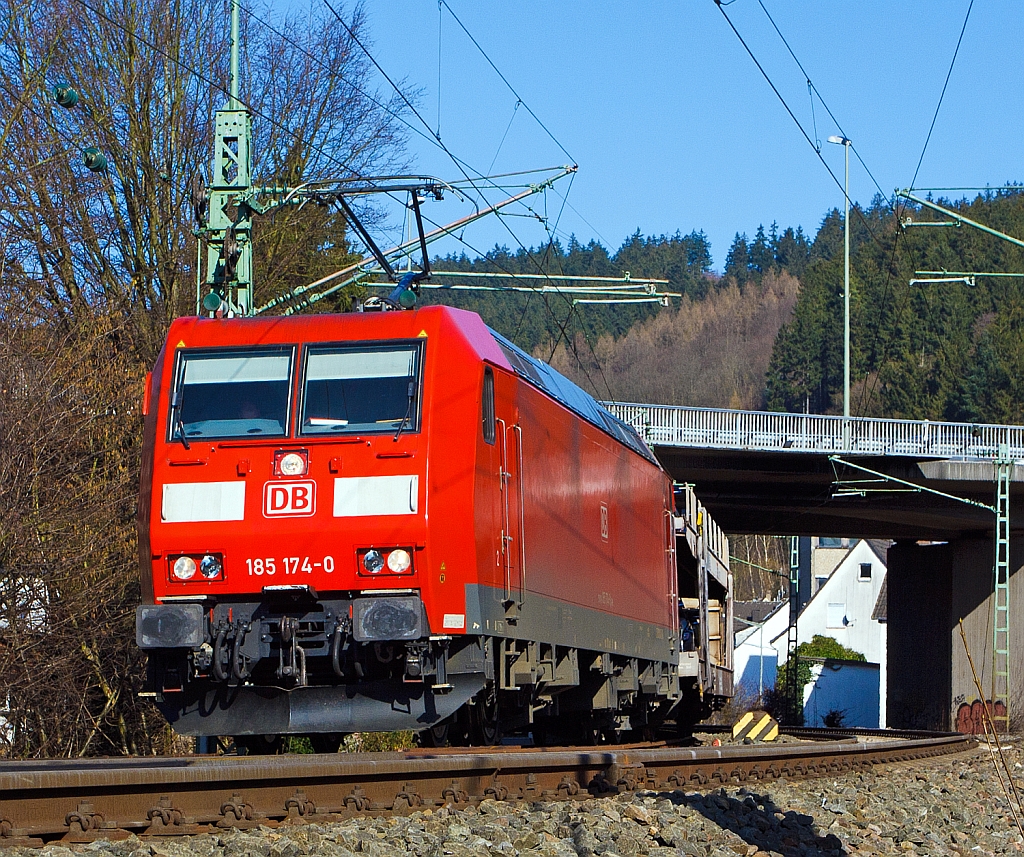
[492,369,524,615]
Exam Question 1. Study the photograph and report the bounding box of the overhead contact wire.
[909,0,974,190]
[438,0,576,166]
[718,0,921,417]
[863,0,976,411]
[322,0,606,395]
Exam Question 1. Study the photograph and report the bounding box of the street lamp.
[827,135,852,447]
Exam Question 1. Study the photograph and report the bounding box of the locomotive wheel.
[234,734,284,755]
[423,721,452,747]
[470,686,501,746]
[419,707,472,747]
[308,732,344,753]
[579,714,619,746]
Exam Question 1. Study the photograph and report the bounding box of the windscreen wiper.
[393,381,416,442]
[170,388,190,450]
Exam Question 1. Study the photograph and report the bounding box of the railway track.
[0,730,974,847]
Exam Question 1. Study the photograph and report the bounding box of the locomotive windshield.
[170,347,292,441]
[300,342,421,435]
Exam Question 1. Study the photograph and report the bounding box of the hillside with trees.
[547,271,799,409]
[423,230,717,353]
[765,188,1024,423]
[429,226,810,409]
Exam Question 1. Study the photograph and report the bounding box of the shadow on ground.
[662,789,847,857]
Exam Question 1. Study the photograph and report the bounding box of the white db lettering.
[263,480,317,517]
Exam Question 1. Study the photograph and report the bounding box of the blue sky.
[286,2,1024,273]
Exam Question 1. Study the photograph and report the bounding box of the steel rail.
[0,732,974,846]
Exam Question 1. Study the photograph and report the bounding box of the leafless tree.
[0,0,409,756]
[0,317,151,756]
[0,0,408,360]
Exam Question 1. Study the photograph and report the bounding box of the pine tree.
[724,233,751,283]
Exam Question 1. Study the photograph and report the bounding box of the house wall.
[733,631,778,702]
[734,604,791,701]
[734,540,888,725]
[811,546,848,594]
[803,660,880,728]
[794,540,886,665]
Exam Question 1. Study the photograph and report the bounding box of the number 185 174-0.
[245,556,335,576]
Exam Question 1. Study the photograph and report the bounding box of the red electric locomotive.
[137,304,731,749]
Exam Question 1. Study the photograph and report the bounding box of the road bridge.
[604,402,1022,540]
[604,402,1024,731]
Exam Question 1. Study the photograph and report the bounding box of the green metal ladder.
[992,443,1011,732]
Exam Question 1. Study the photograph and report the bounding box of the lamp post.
[827,135,852,448]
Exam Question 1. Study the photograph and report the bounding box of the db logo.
[263,480,316,517]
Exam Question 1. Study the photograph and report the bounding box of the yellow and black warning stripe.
[732,709,779,742]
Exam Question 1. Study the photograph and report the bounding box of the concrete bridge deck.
[604,403,1024,540]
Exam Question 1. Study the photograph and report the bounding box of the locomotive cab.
[138,308,493,743]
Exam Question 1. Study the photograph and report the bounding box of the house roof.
[734,600,788,646]
[866,539,892,565]
[871,573,888,621]
[734,600,784,630]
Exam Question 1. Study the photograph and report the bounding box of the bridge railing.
[603,402,1024,461]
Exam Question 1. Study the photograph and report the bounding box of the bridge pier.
[888,538,1023,732]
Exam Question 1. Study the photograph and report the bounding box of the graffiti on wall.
[955,699,1006,734]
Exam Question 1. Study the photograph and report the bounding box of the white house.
[733,539,889,727]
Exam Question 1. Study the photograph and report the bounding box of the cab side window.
[482,367,495,444]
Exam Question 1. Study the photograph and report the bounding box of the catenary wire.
[755,1,890,206]
[488,100,521,175]
[436,0,442,140]
[64,0,561,302]
[236,2,472,163]
[39,0,573,355]
[714,1,885,252]
[770,5,915,415]
[755,0,933,419]
[40,0,618,396]
[719,0,927,417]
[909,0,974,191]
[322,0,614,394]
[438,0,575,165]
[245,0,600,347]
[321,0,575,275]
[861,0,976,412]
[386,183,615,400]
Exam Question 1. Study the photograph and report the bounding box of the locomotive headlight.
[272,450,307,477]
[200,554,223,579]
[172,556,197,581]
[387,549,412,573]
[362,549,384,574]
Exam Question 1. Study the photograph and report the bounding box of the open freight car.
[136,305,732,749]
